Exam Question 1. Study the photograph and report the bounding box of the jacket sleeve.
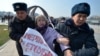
[55,24,71,51]
[56,23,69,37]
[73,29,99,56]
[56,23,64,32]
[60,44,70,51]
[9,22,22,42]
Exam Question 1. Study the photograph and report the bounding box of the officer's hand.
[19,38,23,43]
[57,37,69,46]
[64,49,73,56]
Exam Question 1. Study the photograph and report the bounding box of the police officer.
[9,2,35,56]
[56,2,99,56]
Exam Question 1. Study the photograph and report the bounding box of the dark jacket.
[9,16,35,41]
[55,19,99,56]
[9,15,35,56]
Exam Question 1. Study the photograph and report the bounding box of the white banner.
[20,28,57,56]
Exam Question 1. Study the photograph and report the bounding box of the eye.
[77,14,81,18]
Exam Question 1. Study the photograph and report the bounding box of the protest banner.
[20,28,57,56]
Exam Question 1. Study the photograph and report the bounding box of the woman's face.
[72,13,87,26]
[36,17,47,28]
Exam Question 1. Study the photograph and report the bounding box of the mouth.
[78,22,84,25]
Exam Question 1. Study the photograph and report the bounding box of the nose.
[79,18,84,21]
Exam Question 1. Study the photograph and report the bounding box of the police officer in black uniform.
[55,2,99,56]
[9,2,35,56]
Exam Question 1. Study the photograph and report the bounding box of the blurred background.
[0,0,100,56]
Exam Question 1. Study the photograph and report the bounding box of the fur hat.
[71,2,90,16]
[13,2,27,11]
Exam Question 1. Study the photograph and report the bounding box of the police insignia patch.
[16,5,20,8]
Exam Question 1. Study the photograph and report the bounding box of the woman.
[35,15,70,56]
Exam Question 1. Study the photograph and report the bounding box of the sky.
[0,0,100,18]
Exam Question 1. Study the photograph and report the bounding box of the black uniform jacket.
[55,19,99,56]
[9,16,35,41]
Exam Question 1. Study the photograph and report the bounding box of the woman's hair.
[35,15,49,26]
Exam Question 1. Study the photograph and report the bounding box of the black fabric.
[13,2,27,11]
[55,19,99,56]
[9,15,35,41]
[9,15,35,56]
[54,42,64,56]
[16,42,23,56]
